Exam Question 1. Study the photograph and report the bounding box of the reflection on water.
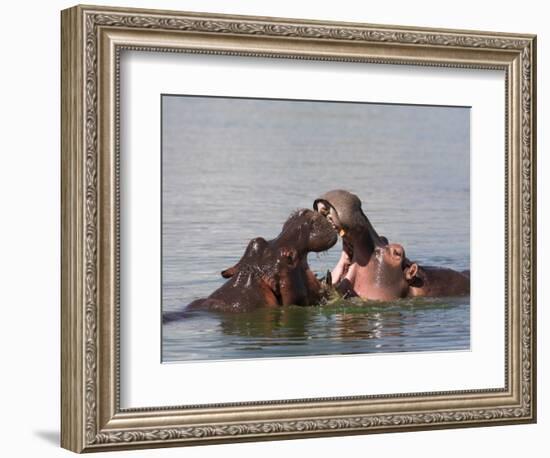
[162,297,469,361]
[161,95,470,362]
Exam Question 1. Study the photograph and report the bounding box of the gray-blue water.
[161,95,470,362]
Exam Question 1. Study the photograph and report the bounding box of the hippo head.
[365,243,419,300]
[221,208,337,280]
[313,190,363,236]
[313,190,384,246]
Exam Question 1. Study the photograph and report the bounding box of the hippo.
[313,190,469,300]
[345,242,470,300]
[182,208,338,313]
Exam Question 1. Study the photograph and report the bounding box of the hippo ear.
[405,263,418,282]
[221,265,237,278]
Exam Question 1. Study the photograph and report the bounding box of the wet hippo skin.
[181,209,338,313]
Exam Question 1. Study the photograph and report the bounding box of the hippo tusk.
[326,270,332,287]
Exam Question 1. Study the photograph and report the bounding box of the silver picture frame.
[61,4,536,452]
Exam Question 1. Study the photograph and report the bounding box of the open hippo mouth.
[313,190,387,250]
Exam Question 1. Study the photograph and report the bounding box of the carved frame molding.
[61,4,536,452]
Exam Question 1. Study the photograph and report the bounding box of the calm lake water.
[161,96,470,362]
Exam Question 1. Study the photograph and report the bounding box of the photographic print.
[62,6,536,451]
[161,95,470,362]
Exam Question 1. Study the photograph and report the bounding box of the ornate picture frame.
[61,4,536,453]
